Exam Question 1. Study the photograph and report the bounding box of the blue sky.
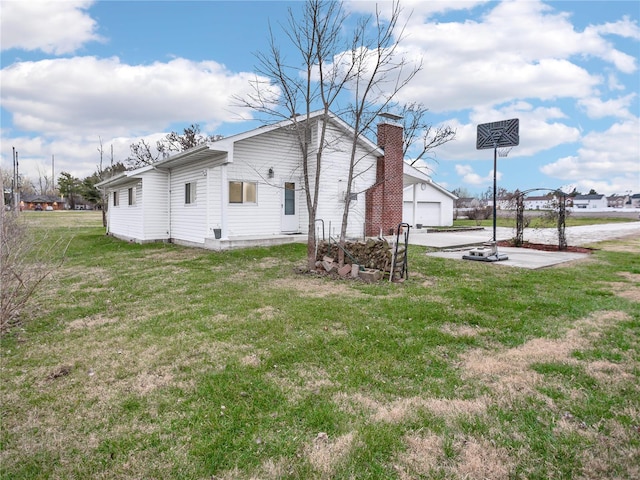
[1,0,639,196]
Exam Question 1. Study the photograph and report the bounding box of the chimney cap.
[379,112,403,122]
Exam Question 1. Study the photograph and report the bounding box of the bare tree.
[126,124,223,169]
[164,124,223,153]
[239,0,356,269]
[239,0,421,268]
[34,165,55,195]
[1,175,67,333]
[400,102,456,167]
[337,2,422,254]
[127,139,163,168]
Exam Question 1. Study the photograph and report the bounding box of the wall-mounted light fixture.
[268,167,274,179]
[202,169,208,177]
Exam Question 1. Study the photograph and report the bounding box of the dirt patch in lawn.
[269,365,333,402]
[440,323,487,338]
[607,283,640,302]
[603,273,640,302]
[305,431,356,476]
[252,305,281,320]
[595,233,640,253]
[460,310,631,402]
[269,277,368,298]
[66,313,120,331]
[396,434,515,480]
[334,392,488,425]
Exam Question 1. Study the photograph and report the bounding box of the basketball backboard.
[476,118,519,150]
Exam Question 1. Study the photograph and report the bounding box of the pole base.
[462,253,509,262]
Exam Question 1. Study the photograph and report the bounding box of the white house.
[572,194,608,209]
[524,195,555,210]
[98,111,455,250]
[402,163,457,228]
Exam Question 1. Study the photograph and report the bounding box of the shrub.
[0,210,66,334]
[467,207,492,225]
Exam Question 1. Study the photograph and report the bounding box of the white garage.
[403,163,457,227]
[403,201,441,227]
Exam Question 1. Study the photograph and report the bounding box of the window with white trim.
[185,182,196,204]
[113,191,119,206]
[128,187,135,206]
[229,181,256,204]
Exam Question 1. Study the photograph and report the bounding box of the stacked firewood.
[315,239,406,280]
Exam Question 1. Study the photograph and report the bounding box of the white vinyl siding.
[169,161,209,245]
[313,121,376,238]
[107,181,143,240]
[103,114,383,245]
[224,128,305,237]
[140,171,168,240]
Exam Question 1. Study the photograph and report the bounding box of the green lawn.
[453,215,637,228]
[1,211,639,479]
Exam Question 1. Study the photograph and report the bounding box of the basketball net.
[497,146,512,158]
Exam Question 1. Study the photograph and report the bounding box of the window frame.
[127,187,135,206]
[228,181,257,204]
[113,190,119,207]
[185,181,196,205]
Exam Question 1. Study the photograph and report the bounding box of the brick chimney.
[365,117,404,236]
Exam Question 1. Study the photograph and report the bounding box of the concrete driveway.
[412,222,639,269]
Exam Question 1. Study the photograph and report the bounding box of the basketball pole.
[493,145,497,243]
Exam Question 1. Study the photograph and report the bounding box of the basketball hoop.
[476,119,520,246]
[497,146,512,158]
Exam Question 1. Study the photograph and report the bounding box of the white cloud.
[606,72,625,91]
[578,93,637,119]
[455,164,501,186]
[0,1,103,55]
[435,103,581,161]
[1,56,271,138]
[0,132,168,182]
[540,119,640,194]
[349,0,489,22]
[389,0,637,112]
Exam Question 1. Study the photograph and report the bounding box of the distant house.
[97,111,455,250]
[572,194,608,209]
[20,194,65,211]
[630,193,640,208]
[607,194,629,208]
[524,195,555,210]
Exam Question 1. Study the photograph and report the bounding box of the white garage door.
[403,201,441,227]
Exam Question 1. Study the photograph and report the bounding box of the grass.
[1,211,639,479]
[453,215,637,228]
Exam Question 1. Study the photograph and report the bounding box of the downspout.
[220,147,232,240]
[102,186,109,234]
[220,164,228,239]
[167,169,172,241]
[412,184,418,227]
[205,166,210,237]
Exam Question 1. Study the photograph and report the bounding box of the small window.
[229,181,256,204]
[128,187,135,206]
[185,182,196,204]
[113,191,119,206]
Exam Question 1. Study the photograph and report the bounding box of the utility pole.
[15,150,20,212]
[11,147,15,210]
[12,147,20,212]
